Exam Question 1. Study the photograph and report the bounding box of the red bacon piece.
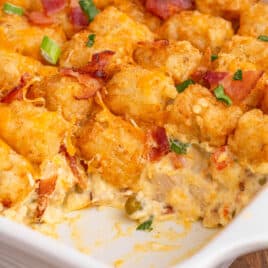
[0,73,30,103]
[27,11,54,25]
[147,126,170,161]
[145,0,193,20]
[69,6,89,28]
[36,176,57,218]
[211,146,232,170]
[59,68,102,98]
[41,0,66,15]
[205,70,263,103]
[59,145,87,190]
[77,50,115,79]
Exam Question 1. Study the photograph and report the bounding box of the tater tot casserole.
[0,0,268,234]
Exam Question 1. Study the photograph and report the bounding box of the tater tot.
[167,84,242,147]
[60,7,154,68]
[0,101,69,164]
[0,138,34,208]
[0,13,66,61]
[195,0,257,20]
[228,109,268,172]
[0,50,57,96]
[239,2,268,38]
[105,65,177,123]
[76,109,145,190]
[133,40,202,83]
[27,75,93,123]
[217,36,268,71]
[159,11,233,53]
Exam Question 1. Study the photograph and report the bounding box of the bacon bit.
[211,146,232,170]
[147,126,170,161]
[2,199,12,208]
[223,206,229,218]
[59,145,87,190]
[36,176,57,218]
[27,11,54,25]
[163,205,174,214]
[138,39,169,48]
[60,68,102,98]
[77,50,115,79]
[41,0,66,15]
[203,71,228,88]
[69,6,89,28]
[204,71,263,103]
[168,152,185,169]
[219,71,263,103]
[0,73,31,103]
[145,0,193,20]
[191,48,212,84]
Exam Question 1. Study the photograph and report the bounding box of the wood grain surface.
[230,250,268,268]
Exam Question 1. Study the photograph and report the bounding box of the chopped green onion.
[176,79,195,93]
[258,35,268,42]
[40,36,61,65]
[79,0,99,22]
[86,34,96,47]
[3,2,24,15]
[136,216,153,232]
[233,69,243,81]
[211,54,218,62]
[214,85,232,106]
[170,140,189,155]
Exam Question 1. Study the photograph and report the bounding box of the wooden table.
[230,250,268,268]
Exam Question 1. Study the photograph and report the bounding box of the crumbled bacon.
[69,6,89,28]
[205,70,263,103]
[2,199,12,208]
[60,68,103,98]
[145,0,193,20]
[211,146,232,170]
[147,126,170,161]
[41,0,66,15]
[59,145,87,190]
[76,50,115,79]
[27,11,54,25]
[36,176,57,218]
[0,73,31,103]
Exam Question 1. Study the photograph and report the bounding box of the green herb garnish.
[3,2,24,15]
[170,140,189,155]
[40,36,61,65]
[258,35,268,42]
[79,0,99,22]
[86,34,96,47]
[213,85,232,106]
[176,79,195,93]
[211,54,218,62]
[233,69,243,81]
[136,216,153,232]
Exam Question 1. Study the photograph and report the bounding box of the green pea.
[125,195,142,215]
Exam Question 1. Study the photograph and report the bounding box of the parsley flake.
[170,140,189,155]
[176,79,195,93]
[79,0,99,22]
[214,85,232,106]
[233,69,243,81]
[258,35,268,42]
[86,34,95,47]
[211,54,218,62]
[136,216,153,232]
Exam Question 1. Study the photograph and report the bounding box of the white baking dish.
[1,186,267,268]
